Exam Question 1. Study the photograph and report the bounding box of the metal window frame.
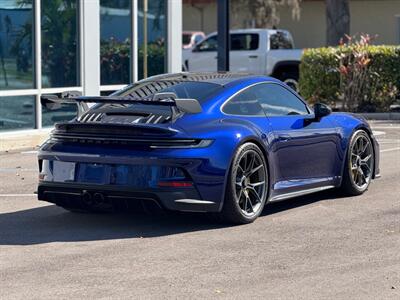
[1,0,182,132]
[98,0,138,93]
[0,0,84,131]
[34,0,42,129]
[167,0,182,73]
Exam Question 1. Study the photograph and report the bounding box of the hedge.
[100,39,166,85]
[299,46,400,112]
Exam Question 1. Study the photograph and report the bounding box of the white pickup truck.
[184,28,302,90]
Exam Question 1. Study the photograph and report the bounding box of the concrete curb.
[0,113,398,153]
[0,128,51,153]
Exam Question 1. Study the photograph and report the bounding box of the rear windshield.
[93,81,221,118]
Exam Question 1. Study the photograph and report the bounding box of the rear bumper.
[38,182,220,213]
[38,136,232,206]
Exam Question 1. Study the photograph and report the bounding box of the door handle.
[248,55,258,59]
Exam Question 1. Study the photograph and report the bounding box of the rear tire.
[218,143,268,224]
[340,130,374,196]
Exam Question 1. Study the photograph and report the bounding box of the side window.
[195,35,217,52]
[270,31,294,50]
[231,34,259,51]
[195,34,259,52]
[253,84,309,116]
[222,87,264,116]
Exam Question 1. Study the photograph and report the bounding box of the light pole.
[217,0,229,72]
[143,0,148,78]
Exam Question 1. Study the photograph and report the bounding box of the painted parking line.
[21,150,38,155]
[0,194,36,197]
[372,131,386,136]
[380,147,400,153]
[376,141,400,144]
[371,126,400,130]
[0,168,37,172]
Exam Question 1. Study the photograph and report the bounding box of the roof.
[205,28,290,37]
[140,72,257,86]
[119,72,274,99]
[183,31,205,35]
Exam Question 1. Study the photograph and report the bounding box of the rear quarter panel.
[330,112,379,179]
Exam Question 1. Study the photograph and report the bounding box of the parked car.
[38,72,380,224]
[389,100,400,112]
[185,29,302,90]
[183,31,206,50]
[182,31,206,69]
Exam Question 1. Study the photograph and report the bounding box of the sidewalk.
[361,112,400,120]
[0,128,52,153]
[1,113,399,153]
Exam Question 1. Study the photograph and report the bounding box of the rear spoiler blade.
[40,92,202,116]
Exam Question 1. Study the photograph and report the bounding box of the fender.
[218,134,273,212]
[331,113,378,185]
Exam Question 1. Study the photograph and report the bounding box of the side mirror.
[313,103,331,120]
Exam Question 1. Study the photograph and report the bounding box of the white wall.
[183,0,400,48]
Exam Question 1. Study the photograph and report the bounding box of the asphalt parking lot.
[0,121,399,299]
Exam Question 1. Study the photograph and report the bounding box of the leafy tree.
[231,0,301,28]
[40,0,78,87]
[326,0,350,46]
[14,0,78,87]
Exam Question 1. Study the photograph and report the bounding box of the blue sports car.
[38,73,380,224]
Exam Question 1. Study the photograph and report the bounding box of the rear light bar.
[150,139,213,149]
[50,134,213,149]
[158,181,193,188]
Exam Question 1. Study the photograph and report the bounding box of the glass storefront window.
[41,0,79,88]
[100,0,131,85]
[0,1,34,90]
[138,0,167,80]
[0,95,35,130]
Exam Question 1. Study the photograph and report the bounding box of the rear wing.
[41,91,202,117]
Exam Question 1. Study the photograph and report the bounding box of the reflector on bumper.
[39,159,190,188]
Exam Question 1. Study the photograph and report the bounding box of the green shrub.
[299,45,400,112]
[100,39,166,84]
[100,39,131,85]
[138,43,166,79]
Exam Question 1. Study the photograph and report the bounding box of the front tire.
[340,130,374,195]
[219,143,268,224]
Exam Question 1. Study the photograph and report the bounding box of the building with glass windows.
[0,0,181,132]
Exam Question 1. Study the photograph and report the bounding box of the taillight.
[158,181,193,188]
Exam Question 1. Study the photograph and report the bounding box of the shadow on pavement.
[262,189,345,216]
[0,190,345,245]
